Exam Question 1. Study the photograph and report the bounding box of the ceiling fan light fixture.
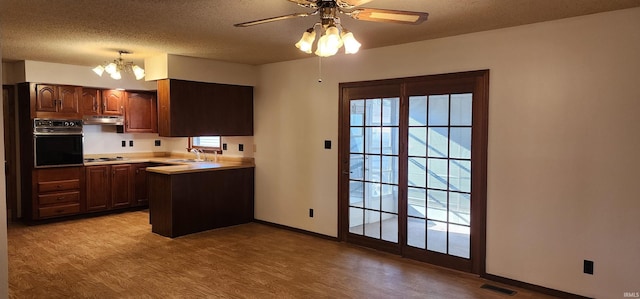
[236,1,429,58]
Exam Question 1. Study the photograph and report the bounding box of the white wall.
[21,61,156,90]
[145,54,258,86]
[83,123,254,158]
[254,7,640,298]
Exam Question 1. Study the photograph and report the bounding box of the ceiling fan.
[234,0,429,27]
[234,0,429,57]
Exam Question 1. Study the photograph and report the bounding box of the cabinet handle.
[55,209,65,214]
[57,197,64,201]
[56,185,62,188]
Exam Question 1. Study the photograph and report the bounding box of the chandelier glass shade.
[295,18,361,57]
[93,51,145,80]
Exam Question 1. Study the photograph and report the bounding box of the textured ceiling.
[1,0,639,67]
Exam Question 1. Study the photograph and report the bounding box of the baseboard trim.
[483,273,592,299]
[253,219,339,242]
[253,220,589,298]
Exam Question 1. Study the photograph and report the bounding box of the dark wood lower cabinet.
[148,167,254,238]
[85,165,110,211]
[85,164,132,212]
[32,167,84,220]
[111,164,131,208]
[131,163,150,207]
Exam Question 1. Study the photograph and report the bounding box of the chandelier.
[92,50,145,80]
[295,17,361,57]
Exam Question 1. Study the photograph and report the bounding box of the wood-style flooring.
[8,211,557,298]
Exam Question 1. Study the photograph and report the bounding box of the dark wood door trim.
[3,85,18,221]
[338,70,489,275]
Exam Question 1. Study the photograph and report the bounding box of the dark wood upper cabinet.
[102,89,125,115]
[81,88,101,115]
[81,88,125,116]
[33,84,81,118]
[125,91,157,133]
[157,79,253,137]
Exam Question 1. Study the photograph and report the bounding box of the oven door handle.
[33,133,84,137]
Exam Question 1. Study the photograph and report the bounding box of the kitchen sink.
[166,159,204,163]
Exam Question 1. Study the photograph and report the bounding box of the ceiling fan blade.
[287,0,318,7]
[349,8,428,25]
[339,0,374,7]
[234,12,313,27]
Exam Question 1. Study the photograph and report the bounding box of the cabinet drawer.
[38,179,80,192]
[38,203,80,218]
[38,191,80,205]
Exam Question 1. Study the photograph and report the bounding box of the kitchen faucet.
[190,148,204,161]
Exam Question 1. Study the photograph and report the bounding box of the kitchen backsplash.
[82,125,254,158]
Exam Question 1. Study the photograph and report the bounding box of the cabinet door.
[132,164,149,206]
[57,86,81,115]
[157,79,253,137]
[102,90,124,115]
[111,164,131,208]
[125,92,157,133]
[86,166,110,211]
[35,84,58,113]
[81,88,101,115]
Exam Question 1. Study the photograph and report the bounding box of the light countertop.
[83,154,254,175]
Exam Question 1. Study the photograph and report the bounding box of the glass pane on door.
[348,97,400,243]
[407,93,472,259]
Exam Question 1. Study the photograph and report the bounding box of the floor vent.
[480,284,517,296]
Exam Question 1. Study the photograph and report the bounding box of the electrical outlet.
[223,143,227,151]
[239,144,244,152]
[584,260,594,275]
[309,209,314,218]
[324,140,331,149]
[155,140,161,146]
[121,140,126,147]
[129,140,134,147]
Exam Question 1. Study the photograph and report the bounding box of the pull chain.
[318,56,323,83]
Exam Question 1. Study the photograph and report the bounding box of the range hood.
[82,115,124,125]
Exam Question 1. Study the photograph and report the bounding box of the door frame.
[338,70,489,274]
[3,85,18,221]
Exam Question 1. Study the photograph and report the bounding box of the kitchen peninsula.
[146,161,255,238]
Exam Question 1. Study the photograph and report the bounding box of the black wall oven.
[33,119,84,168]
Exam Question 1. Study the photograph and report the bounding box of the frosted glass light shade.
[92,65,105,76]
[325,26,342,50]
[341,31,361,54]
[315,34,339,57]
[110,71,122,80]
[132,65,145,80]
[295,30,316,54]
[104,62,118,74]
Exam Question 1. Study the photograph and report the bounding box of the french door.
[339,71,489,273]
